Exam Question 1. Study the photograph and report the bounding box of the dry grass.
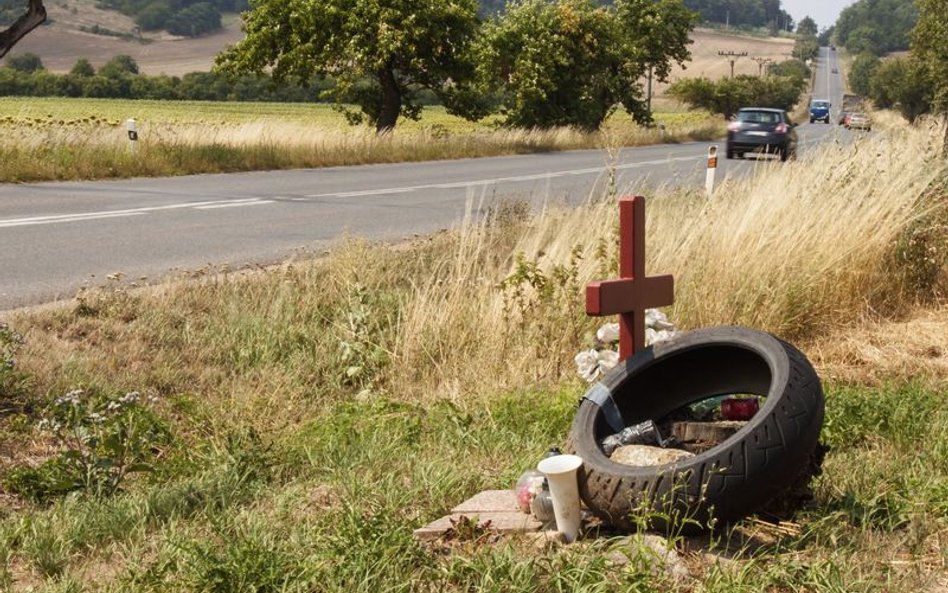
[0,101,724,182]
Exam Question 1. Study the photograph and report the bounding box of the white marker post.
[705,145,718,198]
[126,118,138,154]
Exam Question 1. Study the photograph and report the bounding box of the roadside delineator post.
[126,118,138,154]
[585,196,674,362]
[705,145,718,198]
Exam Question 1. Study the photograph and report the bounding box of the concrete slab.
[414,489,546,541]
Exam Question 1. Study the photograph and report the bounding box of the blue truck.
[809,99,831,123]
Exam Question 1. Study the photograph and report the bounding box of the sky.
[783,0,855,31]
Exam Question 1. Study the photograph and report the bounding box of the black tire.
[567,327,824,532]
[726,149,734,159]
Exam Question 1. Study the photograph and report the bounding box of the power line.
[718,50,748,78]
[751,56,774,76]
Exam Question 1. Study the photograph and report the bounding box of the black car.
[726,108,798,161]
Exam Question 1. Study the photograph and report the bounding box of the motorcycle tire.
[567,327,824,532]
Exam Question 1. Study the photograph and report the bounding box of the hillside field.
[10,0,793,87]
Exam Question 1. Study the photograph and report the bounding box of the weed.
[3,389,171,501]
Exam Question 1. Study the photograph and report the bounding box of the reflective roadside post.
[126,118,138,154]
[705,145,718,198]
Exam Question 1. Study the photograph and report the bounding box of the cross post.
[585,196,674,361]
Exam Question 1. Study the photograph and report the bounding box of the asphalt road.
[0,47,847,310]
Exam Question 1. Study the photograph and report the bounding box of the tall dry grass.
[9,117,945,414]
[0,117,724,182]
[390,119,947,395]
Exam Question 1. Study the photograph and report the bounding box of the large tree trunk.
[376,66,401,134]
[0,0,47,59]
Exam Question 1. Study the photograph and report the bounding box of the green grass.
[0,119,945,590]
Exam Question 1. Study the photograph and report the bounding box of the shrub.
[5,52,44,73]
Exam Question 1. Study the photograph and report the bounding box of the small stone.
[611,445,695,466]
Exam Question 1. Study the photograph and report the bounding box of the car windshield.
[736,110,781,124]
[812,101,829,109]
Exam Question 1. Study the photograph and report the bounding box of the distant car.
[726,107,798,161]
[839,112,851,126]
[809,99,831,123]
[831,67,838,73]
[831,45,836,51]
[847,112,872,131]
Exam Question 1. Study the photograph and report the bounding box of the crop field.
[0,97,723,182]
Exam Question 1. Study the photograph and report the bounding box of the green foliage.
[99,54,140,77]
[135,1,173,30]
[0,322,26,401]
[5,52,43,73]
[910,0,948,114]
[767,58,809,80]
[681,0,792,30]
[848,52,880,97]
[471,0,695,130]
[870,57,933,122]
[499,246,588,376]
[796,15,817,37]
[69,58,95,78]
[835,0,916,55]
[2,390,171,501]
[166,2,222,37]
[0,64,331,101]
[337,284,390,393]
[669,73,805,119]
[216,0,481,132]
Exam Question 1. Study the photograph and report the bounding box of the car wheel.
[566,327,825,533]
[809,118,814,123]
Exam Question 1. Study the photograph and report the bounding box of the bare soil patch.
[13,0,244,75]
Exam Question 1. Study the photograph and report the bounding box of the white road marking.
[0,198,272,228]
[194,200,275,210]
[305,155,699,198]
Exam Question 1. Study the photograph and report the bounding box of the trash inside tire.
[567,327,824,532]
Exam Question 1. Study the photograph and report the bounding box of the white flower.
[645,309,676,331]
[575,348,621,383]
[575,349,600,383]
[646,328,677,345]
[596,323,620,344]
[596,348,619,371]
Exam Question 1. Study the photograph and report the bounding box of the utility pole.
[718,51,748,78]
[751,56,774,76]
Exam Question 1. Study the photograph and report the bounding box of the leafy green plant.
[0,322,26,401]
[4,389,171,501]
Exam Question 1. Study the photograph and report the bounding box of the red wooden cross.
[586,196,674,361]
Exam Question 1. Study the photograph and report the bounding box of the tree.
[911,0,948,114]
[669,74,805,119]
[617,0,697,91]
[471,0,695,130]
[0,0,46,59]
[6,51,43,72]
[869,57,932,122]
[99,54,139,77]
[70,58,96,77]
[848,51,879,96]
[795,15,817,37]
[216,0,481,133]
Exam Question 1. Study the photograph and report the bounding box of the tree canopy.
[465,0,696,130]
[217,0,481,132]
[910,0,947,114]
[834,0,916,55]
[668,68,806,119]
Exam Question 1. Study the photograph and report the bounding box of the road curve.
[1,47,845,310]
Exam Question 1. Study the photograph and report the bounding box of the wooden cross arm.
[585,275,674,316]
[0,0,47,60]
